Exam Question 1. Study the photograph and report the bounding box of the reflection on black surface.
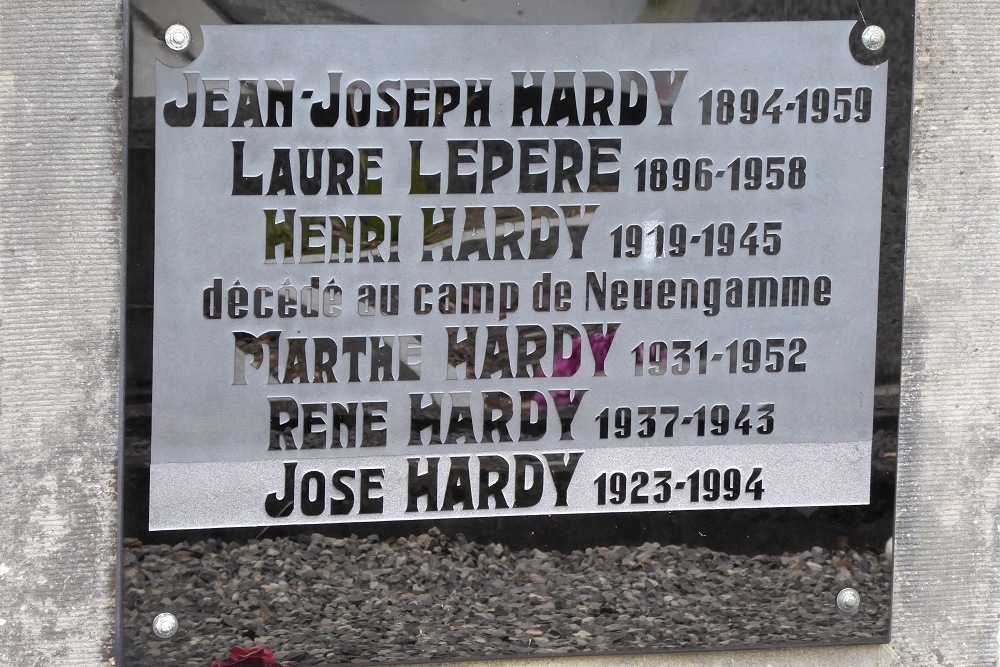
[121,524,892,664]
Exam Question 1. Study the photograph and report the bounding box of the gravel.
[122,531,890,666]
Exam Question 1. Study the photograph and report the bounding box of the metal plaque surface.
[151,21,887,530]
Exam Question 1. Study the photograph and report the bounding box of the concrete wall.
[0,0,997,665]
[0,2,122,666]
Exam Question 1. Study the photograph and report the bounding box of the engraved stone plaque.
[150,22,886,529]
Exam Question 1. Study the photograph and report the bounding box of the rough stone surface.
[890,1,1000,665]
[0,1,123,666]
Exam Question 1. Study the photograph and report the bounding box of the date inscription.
[594,467,766,506]
[596,403,775,439]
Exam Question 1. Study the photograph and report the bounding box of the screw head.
[152,612,178,638]
[836,587,861,615]
[861,25,886,52]
[164,24,192,52]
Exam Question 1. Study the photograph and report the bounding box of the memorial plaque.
[123,2,911,663]
[151,21,884,527]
